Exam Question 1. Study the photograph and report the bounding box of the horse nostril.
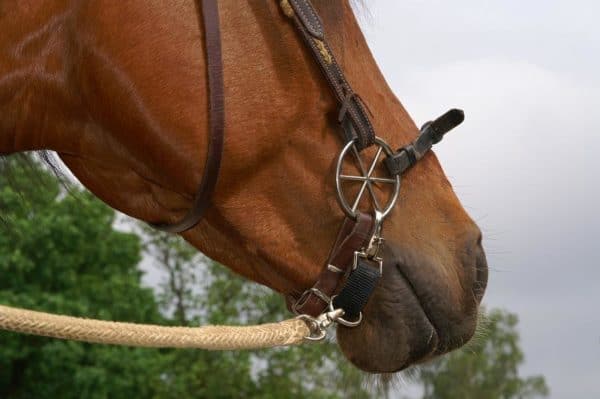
[465,226,484,256]
[469,228,488,303]
[473,249,488,302]
[459,226,488,304]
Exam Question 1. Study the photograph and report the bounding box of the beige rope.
[0,305,311,350]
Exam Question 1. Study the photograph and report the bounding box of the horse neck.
[0,1,419,296]
[0,0,80,155]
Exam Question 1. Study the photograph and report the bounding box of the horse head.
[0,0,487,372]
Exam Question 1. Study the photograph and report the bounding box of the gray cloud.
[359,1,599,397]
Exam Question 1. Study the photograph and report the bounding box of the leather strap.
[155,0,379,233]
[281,1,384,317]
[283,0,376,150]
[153,0,225,233]
[289,212,375,317]
[154,1,382,317]
[385,109,464,176]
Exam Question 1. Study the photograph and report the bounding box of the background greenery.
[0,155,549,398]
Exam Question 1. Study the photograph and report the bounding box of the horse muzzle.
[336,233,488,373]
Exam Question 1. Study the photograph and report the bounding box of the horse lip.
[393,261,441,358]
[390,242,486,360]
[337,249,446,373]
[473,250,489,303]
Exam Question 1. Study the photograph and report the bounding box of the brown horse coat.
[0,1,487,372]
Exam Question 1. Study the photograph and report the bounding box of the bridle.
[153,0,464,340]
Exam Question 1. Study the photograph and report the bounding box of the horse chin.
[336,245,485,373]
[336,264,439,373]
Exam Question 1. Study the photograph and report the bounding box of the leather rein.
[153,0,464,340]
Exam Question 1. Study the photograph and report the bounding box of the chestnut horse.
[0,0,488,372]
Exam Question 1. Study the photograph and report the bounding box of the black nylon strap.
[332,259,381,320]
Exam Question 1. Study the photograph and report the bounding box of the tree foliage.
[0,155,165,399]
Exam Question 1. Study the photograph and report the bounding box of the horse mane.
[0,151,71,227]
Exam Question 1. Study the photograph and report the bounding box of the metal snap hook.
[328,296,363,327]
[297,308,345,341]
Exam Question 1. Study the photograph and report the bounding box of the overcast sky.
[355,1,599,397]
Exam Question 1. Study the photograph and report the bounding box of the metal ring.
[336,311,363,327]
[335,137,401,220]
[328,296,363,328]
[292,288,331,315]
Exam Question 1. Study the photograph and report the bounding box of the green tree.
[0,155,166,399]
[1,155,381,399]
[142,227,386,399]
[416,308,549,399]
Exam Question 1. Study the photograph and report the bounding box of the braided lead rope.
[0,305,311,350]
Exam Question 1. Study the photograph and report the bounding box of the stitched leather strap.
[385,109,464,176]
[289,212,375,317]
[153,0,225,233]
[283,0,376,150]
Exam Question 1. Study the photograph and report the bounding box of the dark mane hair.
[0,151,71,227]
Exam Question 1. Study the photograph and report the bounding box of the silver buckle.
[353,250,383,275]
[292,287,331,315]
